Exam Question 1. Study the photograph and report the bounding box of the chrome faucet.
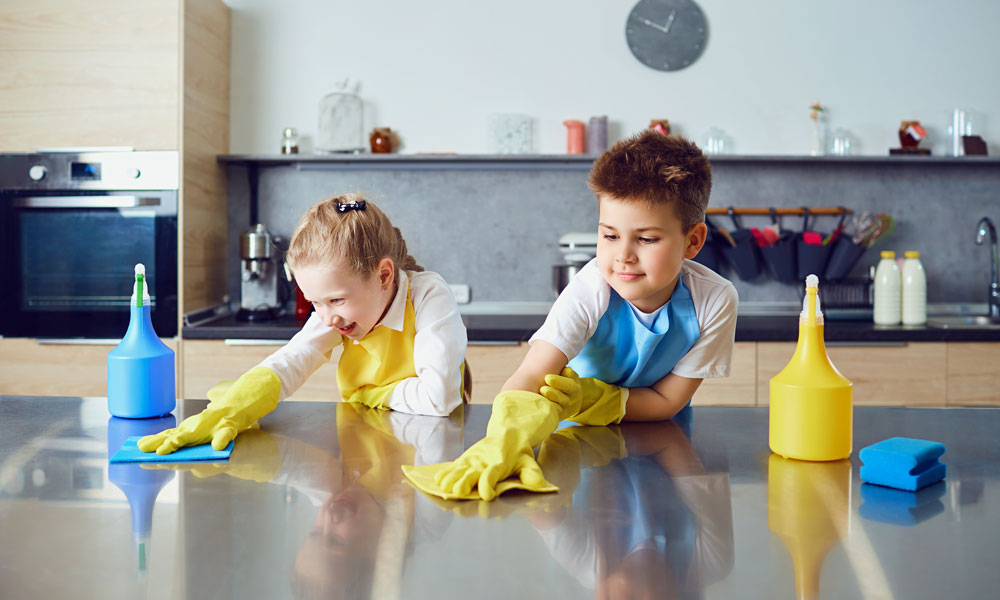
[976,217,1000,318]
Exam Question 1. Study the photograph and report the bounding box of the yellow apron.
[337,286,419,410]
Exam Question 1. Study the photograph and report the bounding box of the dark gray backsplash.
[225,158,1000,307]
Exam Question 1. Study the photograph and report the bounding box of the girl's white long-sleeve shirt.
[257,269,468,416]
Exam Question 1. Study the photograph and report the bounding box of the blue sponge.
[110,436,234,463]
[859,437,946,491]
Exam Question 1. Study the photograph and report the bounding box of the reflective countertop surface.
[2,397,999,599]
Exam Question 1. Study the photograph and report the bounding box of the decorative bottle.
[770,275,853,461]
[901,251,927,326]
[107,264,176,418]
[873,251,901,326]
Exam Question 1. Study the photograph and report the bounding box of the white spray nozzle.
[131,263,151,306]
[800,274,823,324]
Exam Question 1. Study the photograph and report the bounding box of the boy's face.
[295,258,396,340]
[596,196,706,314]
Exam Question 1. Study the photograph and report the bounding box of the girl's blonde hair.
[286,194,423,276]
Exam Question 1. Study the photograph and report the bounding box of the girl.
[140,195,469,455]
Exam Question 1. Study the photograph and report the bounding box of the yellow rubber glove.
[344,382,398,411]
[137,366,281,455]
[540,367,628,426]
[402,389,575,501]
[141,428,282,482]
[416,426,627,519]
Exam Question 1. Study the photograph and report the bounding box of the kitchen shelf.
[218,153,1000,171]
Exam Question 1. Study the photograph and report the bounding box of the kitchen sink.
[926,315,1000,329]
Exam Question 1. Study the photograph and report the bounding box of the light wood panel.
[757,342,947,407]
[464,343,531,404]
[946,342,1000,406]
[692,342,757,406]
[182,340,342,402]
[179,0,230,317]
[0,1,180,151]
[0,337,177,397]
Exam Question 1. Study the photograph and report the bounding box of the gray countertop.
[183,302,1000,343]
[2,396,999,599]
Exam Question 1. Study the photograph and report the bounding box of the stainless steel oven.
[0,151,178,339]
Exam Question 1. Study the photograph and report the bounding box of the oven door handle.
[13,196,160,208]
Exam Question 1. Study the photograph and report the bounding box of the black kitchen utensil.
[796,207,834,280]
[759,207,798,283]
[719,207,763,280]
[692,217,725,274]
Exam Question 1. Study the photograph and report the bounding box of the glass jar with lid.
[280,127,299,154]
[317,80,364,153]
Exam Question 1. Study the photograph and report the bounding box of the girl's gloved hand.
[138,366,281,455]
[345,382,396,410]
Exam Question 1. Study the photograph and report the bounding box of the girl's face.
[295,258,397,340]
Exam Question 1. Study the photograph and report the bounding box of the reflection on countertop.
[2,397,999,599]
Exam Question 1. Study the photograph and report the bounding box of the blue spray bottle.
[107,263,176,418]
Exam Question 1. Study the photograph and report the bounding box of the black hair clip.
[336,200,366,213]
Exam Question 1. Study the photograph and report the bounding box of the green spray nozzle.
[132,263,150,308]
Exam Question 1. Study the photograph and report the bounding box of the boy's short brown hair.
[588,131,712,232]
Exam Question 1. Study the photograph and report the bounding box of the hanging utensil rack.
[706,207,850,216]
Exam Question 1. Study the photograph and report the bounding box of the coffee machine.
[552,232,598,296]
[236,224,285,321]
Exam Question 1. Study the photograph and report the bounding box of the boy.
[403,131,738,501]
[506,130,738,421]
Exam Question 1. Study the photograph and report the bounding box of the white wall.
[226,0,1000,156]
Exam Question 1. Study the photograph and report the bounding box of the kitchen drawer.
[0,337,177,397]
[465,343,531,404]
[946,342,1000,406]
[756,341,947,407]
[692,342,757,406]
[182,340,341,402]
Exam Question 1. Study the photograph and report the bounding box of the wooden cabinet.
[465,343,531,404]
[757,341,948,407]
[692,342,757,406]
[0,337,177,397]
[0,0,230,396]
[0,0,231,318]
[946,342,1000,406]
[181,340,342,402]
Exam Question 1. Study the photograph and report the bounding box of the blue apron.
[568,276,702,389]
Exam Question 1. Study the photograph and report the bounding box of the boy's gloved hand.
[402,389,573,501]
[138,366,281,455]
[344,382,397,411]
[540,367,628,426]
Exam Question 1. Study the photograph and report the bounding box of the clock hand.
[638,16,668,33]
[663,11,677,34]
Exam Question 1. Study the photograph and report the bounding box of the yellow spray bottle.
[770,274,852,461]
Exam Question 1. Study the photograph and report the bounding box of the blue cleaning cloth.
[860,481,946,526]
[110,436,234,463]
[859,437,946,491]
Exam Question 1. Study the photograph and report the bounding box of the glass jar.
[317,86,364,153]
[280,127,299,154]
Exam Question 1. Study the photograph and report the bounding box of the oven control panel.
[0,151,178,191]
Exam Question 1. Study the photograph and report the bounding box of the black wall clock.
[626,0,709,72]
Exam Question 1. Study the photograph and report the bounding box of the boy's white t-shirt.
[257,269,468,416]
[530,259,738,380]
